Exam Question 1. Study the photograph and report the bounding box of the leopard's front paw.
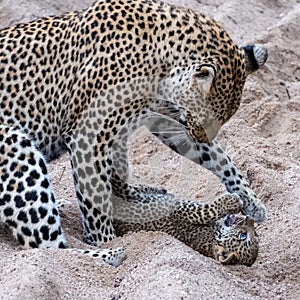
[235,185,266,222]
[241,195,266,222]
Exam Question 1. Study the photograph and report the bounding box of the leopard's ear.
[243,44,268,75]
[219,251,239,265]
[214,245,239,265]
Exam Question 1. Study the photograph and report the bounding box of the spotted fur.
[0,0,267,264]
[113,193,258,266]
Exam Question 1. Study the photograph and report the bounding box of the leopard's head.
[164,44,267,143]
[213,214,259,266]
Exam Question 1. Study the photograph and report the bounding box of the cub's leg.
[172,193,243,224]
[113,192,242,234]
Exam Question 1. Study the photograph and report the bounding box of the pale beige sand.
[0,0,299,299]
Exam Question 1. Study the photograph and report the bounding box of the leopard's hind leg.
[0,125,124,266]
[0,125,66,249]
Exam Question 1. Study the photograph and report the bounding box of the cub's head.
[213,214,259,266]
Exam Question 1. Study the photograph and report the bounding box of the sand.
[0,0,299,299]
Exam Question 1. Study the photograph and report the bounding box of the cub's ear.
[214,245,239,265]
[192,63,216,98]
[243,44,268,75]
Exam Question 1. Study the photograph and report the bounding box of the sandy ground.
[0,0,299,299]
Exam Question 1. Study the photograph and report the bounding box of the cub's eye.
[239,232,248,241]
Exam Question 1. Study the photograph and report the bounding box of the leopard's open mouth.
[224,214,237,227]
[224,214,248,227]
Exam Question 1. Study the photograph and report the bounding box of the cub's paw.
[216,193,243,215]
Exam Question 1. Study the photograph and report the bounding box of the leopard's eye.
[239,232,248,241]
[195,67,210,78]
[194,64,215,78]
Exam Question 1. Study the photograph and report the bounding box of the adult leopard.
[0,0,267,265]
